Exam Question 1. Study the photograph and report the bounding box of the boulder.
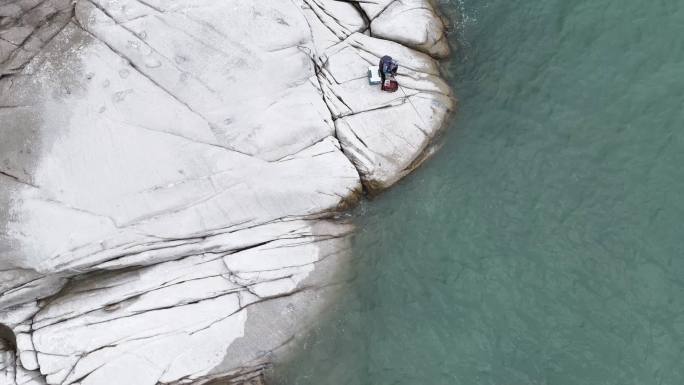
[368,0,451,59]
[0,0,453,383]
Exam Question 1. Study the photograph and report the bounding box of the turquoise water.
[275,0,684,384]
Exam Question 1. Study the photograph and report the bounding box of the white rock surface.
[366,0,451,58]
[316,32,453,190]
[0,0,453,384]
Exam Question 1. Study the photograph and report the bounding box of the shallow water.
[275,0,684,384]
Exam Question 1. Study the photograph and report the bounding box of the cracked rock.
[0,0,452,384]
[369,0,451,58]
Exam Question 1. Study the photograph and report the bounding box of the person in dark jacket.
[379,55,398,83]
[378,55,399,92]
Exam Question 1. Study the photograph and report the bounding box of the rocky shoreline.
[0,1,454,384]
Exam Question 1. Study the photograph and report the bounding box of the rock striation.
[0,1,454,384]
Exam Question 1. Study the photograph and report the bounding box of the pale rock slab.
[2,1,360,383]
[336,92,452,190]
[1,19,359,272]
[312,32,454,191]
[77,0,333,161]
[369,0,450,58]
[0,0,453,384]
[29,221,352,385]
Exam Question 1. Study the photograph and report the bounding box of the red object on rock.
[382,78,399,92]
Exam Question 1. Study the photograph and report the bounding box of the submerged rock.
[0,0,453,384]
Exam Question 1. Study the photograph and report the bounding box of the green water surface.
[275,0,684,384]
